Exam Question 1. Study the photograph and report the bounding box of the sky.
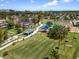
[0,0,79,11]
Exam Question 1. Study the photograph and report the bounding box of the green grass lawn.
[7,27,28,36]
[42,20,67,26]
[0,32,79,59]
[8,29,18,35]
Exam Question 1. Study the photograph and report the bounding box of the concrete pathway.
[77,57,79,59]
[0,57,4,59]
[0,24,43,51]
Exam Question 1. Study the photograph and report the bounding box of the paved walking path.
[0,57,3,59]
[0,24,43,51]
[77,57,79,59]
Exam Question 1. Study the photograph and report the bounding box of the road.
[0,24,43,51]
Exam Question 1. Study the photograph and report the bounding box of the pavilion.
[23,29,34,35]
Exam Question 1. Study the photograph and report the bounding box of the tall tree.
[46,21,52,27]
[15,23,21,29]
[47,24,69,46]
[48,24,68,40]
[31,18,39,25]
[7,21,14,29]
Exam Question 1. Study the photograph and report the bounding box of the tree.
[18,15,25,22]
[0,29,8,44]
[47,24,68,40]
[46,21,52,27]
[47,25,69,59]
[15,23,21,29]
[49,48,59,59]
[3,30,8,40]
[17,28,22,34]
[75,22,79,27]
[43,57,49,59]
[31,18,39,25]
[7,21,14,29]
[3,51,8,57]
[47,24,69,47]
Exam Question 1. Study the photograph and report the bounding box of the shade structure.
[40,24,49,32]
[23,29,34,35]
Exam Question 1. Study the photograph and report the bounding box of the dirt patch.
[70,27,79,33]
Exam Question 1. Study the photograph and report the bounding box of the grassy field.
[0,32,79,59]
[8,29,18,36]
[42,20,67,26]
[7,27,29,37]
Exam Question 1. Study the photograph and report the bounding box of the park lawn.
[7,27,28,36]
[42,19,67,26]
[0,33,54,59]
[0,32,79,59]
[8,29,18,35]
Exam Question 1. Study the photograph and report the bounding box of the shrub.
[76,22,79,27]
[43,57,49,59]
[46,21,52,27]
[3,51,8,57]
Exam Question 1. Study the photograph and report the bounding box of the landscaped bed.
[0,32,79,59]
